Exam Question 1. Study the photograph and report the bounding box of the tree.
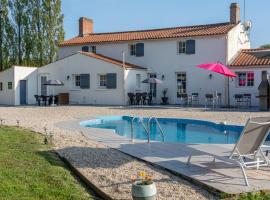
[0,0,9,70]
[260,44,270,49]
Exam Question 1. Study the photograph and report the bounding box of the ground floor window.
[0,82,2,91]
[176,72,186,97]
[73,74,81,88]
[40,76,47,95]
[236,71,254,87]
[8,82,12,90]
[99,74,107,87]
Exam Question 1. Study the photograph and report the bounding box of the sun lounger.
[187,117,270,186]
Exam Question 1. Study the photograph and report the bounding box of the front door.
[176,72,187,97]
[20,80,27,105]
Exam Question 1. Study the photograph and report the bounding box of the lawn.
[0,126,100,200]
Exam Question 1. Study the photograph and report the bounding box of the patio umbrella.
[196,62,237,106]
[43,80,64,106]
[142,78,163,102]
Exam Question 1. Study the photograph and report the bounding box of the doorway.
[20,80,27,105]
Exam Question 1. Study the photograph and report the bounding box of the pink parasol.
[196,62,237,77]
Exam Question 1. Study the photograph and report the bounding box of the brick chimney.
[230,3,240,24]
[79,17,93,36]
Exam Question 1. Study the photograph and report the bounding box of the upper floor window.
[82,46,89,52]
[178,40,195,55]
[178,41,186,54]
[129,43,144,57]
[236,71,254,87]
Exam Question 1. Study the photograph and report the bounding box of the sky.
[62,0,270,48]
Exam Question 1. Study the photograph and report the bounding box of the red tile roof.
[78,51,146,70]
[230,49,270,67]
[59,22,237,47]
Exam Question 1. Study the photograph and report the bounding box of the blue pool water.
[80,116,245,144]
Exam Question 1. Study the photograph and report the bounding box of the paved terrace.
[1,106,270,198]
[58,118,270,195]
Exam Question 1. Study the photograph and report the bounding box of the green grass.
[0,126,100,200]
[235,191,270,200]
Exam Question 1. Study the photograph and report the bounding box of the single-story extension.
[0,52,147,106]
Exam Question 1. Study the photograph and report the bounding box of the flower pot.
[132,181,157,200]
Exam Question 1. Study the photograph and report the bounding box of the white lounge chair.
[187,117,270,186]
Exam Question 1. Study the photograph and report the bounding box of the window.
[8,82,12,90]
[99,74,107,87]
[178,41,186,54]
[136,74,141,89]
[236,72,254,87]
[178,40,196,54]
[129,44,136,56]
[40,76,47,95]
[0,82,2,91]
[176,72,187,96]
[129,43,144,57]
[74,75,81,87]
[91,46,96,53]
[82,46,89,52]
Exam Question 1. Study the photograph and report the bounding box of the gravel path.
[0,105,268,199]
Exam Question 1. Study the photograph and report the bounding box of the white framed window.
[98,74,107,87]
[236,71,254,87]
[8,82,12,90]
[178,41,186,54]
[72,74,81,88]
[136,74,141,89]
[176,72,187,96]
[40,76,47,95]
[129,44,136,56]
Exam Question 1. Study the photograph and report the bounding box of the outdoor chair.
[243,94,251,107]
[187,117,270,186]
[34,95,41,106]
[141,92,147,105]
[40,95,47,106]
[191,93,199,106]
[178,93,189,106]
[147,93,153,105]
[128,93,135,105]
[234,94,244,108]
[135,93,142,105]
[205,94,214,108]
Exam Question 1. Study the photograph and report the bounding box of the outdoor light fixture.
[209,74,213,79]
[161,75,165,80]
[66,75,70,80]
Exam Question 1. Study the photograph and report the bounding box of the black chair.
[191,93,199,106]
[41,95,47,106]
[147,93,153,105]
[243,94,251,107]
[48,95,53,105]
[34,95,41,106]
[141,92,147,105]
[54,95,59,105]
[135,93,142,105]
[234,94,244,108]
[205,94,214,108]
[128,93,135,105]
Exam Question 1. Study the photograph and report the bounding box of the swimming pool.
[80,116,245,144]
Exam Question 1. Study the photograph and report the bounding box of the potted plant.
[161,88,168,105]
[131,171,157,200]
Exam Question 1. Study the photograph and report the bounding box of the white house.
[2,2,266,107]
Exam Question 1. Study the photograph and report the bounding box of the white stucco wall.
[38,53,146,105]
[0,67,15,105]
[229,66,270,107]
[14,66,38,105]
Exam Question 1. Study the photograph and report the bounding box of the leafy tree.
[260,44,270,49]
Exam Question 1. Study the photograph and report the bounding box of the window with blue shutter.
[136,43,144,57]
[80,74,90,89]
[82,46,89,52]
[106,73,117,89]
[186,40,195,54]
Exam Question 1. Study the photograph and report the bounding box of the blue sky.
[62,0,270,48]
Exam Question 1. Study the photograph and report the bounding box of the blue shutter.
[82,46,89,52]
[186,40,195,54]
[80,74,90,89]
[106,73,117,89]
[136,43,144,57]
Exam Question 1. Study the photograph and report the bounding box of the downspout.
[122,51,126,106]
[225,34,229,107]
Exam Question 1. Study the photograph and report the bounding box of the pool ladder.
[131,116,165,143]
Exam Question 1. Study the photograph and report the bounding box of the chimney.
[230,3,240,24]
[79,17,93,36]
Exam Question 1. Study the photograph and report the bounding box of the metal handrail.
[131,116,150,143]
[147,117,165,142]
